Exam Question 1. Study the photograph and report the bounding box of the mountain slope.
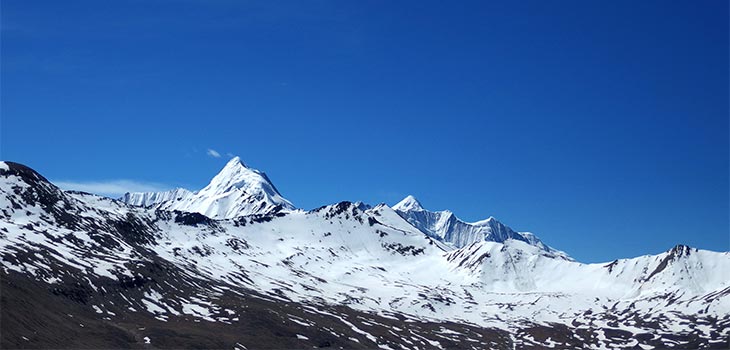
[121,157,294,218]
[1,161,729,349]
[393,195,569,259]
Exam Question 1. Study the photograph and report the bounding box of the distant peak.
[393,195,424,211]
[353,201,372,211]
[668,244,693,258]
[470,216,501,226]
[224,156,246,169]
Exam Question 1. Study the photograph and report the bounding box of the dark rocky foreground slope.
[2,269,515,349]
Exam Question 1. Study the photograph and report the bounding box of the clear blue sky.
[1,1,727,262]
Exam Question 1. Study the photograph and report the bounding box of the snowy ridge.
[446,240,730,297]
[120,187,193,207]
[122,157,294,218]
[393,195,570,259]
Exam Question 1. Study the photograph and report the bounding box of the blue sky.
[1,1,727,262]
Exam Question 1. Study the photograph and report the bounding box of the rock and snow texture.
[2,160,729,349]
[121,157,294,218]
[393,195,569,259]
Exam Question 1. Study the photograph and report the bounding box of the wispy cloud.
[53,180,172,198]
[207,149,221,158]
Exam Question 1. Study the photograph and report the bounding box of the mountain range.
[1,158,728,349]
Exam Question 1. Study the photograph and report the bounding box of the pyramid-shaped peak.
[393,195,424,211]
[207,157,279,194]
[223,156,247,169]
[121,156,294,217]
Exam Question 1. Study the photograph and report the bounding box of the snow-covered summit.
[122,157,294,219]
[203,156,290,205]
[392,195,570,259]
[393,195,424,211]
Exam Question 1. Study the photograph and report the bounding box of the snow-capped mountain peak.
[122,157,294,218]
[202,156,287,202]
[393,195,424,211]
